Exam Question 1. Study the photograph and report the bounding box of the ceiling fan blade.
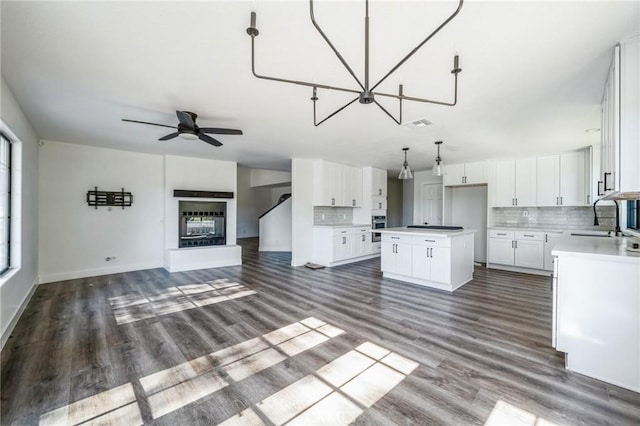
[122,119,177,129]
[176,110,196,129]
[159,132,180,141]
[198,133,223,147]
[199,128,243,135]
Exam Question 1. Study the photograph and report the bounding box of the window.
[628,200,640,230]
[0,133,11,274]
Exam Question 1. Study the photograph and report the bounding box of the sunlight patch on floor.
[39,383,142,426]
[108,278,256,325]
[40,317,344,424]
[485,400,561,426]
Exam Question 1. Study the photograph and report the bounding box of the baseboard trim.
[1,278,38,350]
[487,263,552,277]
[38,262,164,284]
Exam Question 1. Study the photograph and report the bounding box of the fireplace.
[179,201,226,248]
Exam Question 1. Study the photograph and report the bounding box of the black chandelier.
[246,0,463,126]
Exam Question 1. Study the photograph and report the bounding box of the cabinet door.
[333,235,350,261]
[372,196,387,211]
[372,168,387,197]
[443,163,465,186]
[430,246,451,283]
[515,158,537,207]
[489,238,515,265]
[314,161,343,206]
[494,160,516,207]
[345,167,363,207]
[355,232,370,257]
[543,233,563,271]
[412,245,430,279]
[381,242,396,272]
[465,161,486,184]
[395,243,413,276]
[514,240,544,269]
[537,155,560,206]
[560,151,585,206]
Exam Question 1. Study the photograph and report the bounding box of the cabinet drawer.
[515,231,543,241]
[382,234,412,243]
[332,228,352,236]
[355,227,371,234]
[411,236,451,247]
[489,230,515,239]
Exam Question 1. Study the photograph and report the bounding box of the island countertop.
[379,227,476,238]
[552,235,640,264]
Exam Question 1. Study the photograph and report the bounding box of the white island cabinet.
[380,227,475,292]
[552,236,640,392]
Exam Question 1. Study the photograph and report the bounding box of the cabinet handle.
[524,234,534,237]
[587,194,590,204]
[545,234,548,243]
[512,198,515,206]
[331,197,335,206]
[515,198,518,206]
[597,180,603,196]
[462,176,465,184]
[604,172,612,191]
[556,196,559,205]
[391,236,400,239]
[512,240,515,249]
[497,233,507,236]
[378,188,382,196]
[515,240,518,249]
[560,196,563,205]
[430,248,434,258]
[425,239,435,242]
[342,237,346,244]
[362,235,365,242]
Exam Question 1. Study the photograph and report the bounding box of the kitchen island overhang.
[379,227,476,292]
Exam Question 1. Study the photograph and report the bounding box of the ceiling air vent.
[405,118,432,129]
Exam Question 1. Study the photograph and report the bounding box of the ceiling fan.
[122,110,242,147]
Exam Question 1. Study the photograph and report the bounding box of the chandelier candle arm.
[370,0,464,92]
[310,0,365,91]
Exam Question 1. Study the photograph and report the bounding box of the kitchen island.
[380,227,476,292]
[552,235,640,392]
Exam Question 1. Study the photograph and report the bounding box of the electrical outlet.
[343,214,346,219]
[321,214,325,220]
[523,211,529,217]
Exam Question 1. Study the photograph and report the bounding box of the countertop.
[552,236,640,263]
[488,226,610,236]
[380,227,476,238]
[313,223,371,228]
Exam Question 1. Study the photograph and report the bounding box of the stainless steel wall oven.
[372,215,386,242]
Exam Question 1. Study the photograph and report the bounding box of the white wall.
[291,159,314,266]
[250,168,291,187]
[259,197,292,252]
[39,141,164,283]
[0,77,39,348]
[411,170,443,225]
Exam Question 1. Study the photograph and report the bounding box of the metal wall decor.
[246,0,463,126]
[86,187,133,209]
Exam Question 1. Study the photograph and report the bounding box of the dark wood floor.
[2,238,639,425]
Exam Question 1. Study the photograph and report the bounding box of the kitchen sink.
[407,225,464,230]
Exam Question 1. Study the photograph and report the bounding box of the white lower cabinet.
[412,242,451,284]
[543,232,564,271]
[488,230,544,270]
[313,226,377,267]
[381,232,473,291]
[381,236,412,276]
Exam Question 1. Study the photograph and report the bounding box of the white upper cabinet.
[493,158,536,207]
[600,37,640,197]
[313,161,363,207]
[343,166,363,207]
[313,161,343,206]
[536,151,585,206]
[443,162,486,186]
[371,168,387,197]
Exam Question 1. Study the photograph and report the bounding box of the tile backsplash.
[313,207,353,225]
[492,206,617,230]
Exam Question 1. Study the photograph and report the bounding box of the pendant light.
[398,148,413,180]
[432,141,444,176]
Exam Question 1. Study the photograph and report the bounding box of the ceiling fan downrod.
[246,0,464,126]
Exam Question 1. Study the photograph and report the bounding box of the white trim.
[38,261,163,284]
[1,277,37,350]
[487,263,551,276]
[382,272,471,292]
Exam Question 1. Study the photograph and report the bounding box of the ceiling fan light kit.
[246,0,464,126]
[398,147,413,180]
[432,141,444,176]
[122,110,242,147]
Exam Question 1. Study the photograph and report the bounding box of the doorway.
[421,183,443,226]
